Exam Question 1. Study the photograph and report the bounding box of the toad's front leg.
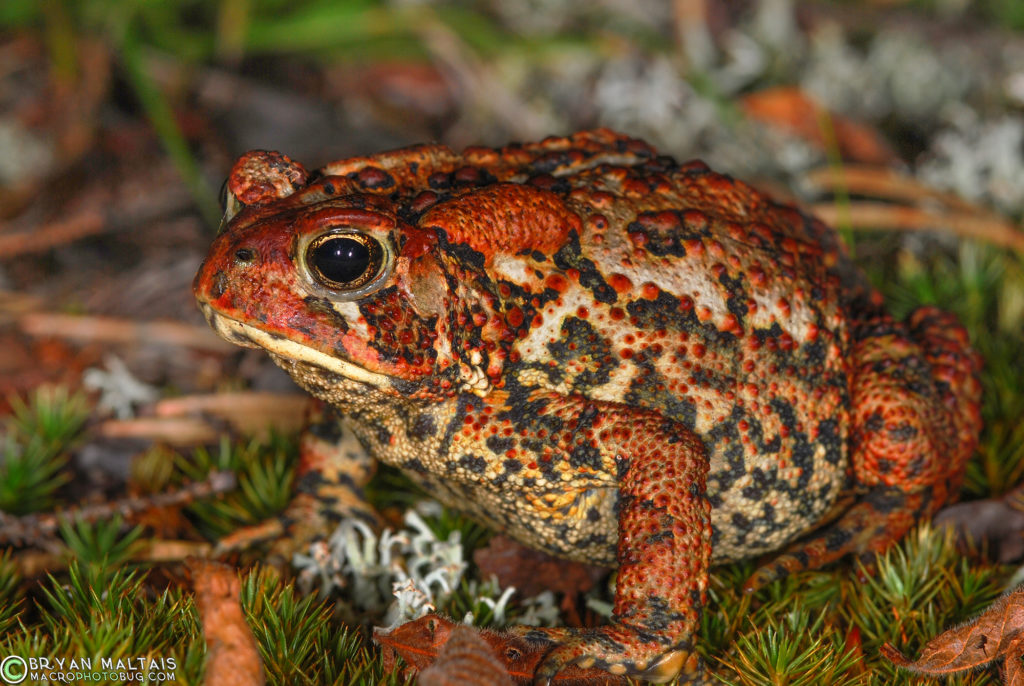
[213,400,379,558]
[513,395,712,684]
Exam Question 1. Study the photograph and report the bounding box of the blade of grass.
[41,0,78,82]
[243,1,406,53]
[216,0,252,62]
[119,25,221,229]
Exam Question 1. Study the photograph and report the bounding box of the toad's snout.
[196,302,260,350]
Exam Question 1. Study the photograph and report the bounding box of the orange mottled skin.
[194,130,982,683]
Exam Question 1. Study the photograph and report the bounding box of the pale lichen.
[293,502,561,631]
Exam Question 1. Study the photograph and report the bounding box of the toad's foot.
[511,625,707,684]
[744,486,924,591]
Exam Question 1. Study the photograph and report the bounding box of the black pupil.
[311,237,372,285]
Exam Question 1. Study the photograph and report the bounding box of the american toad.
[193,129,982,683]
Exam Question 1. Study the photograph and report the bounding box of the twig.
[155,392,307,433]
[810,201,1024,252]
[95,416,221,444]
[805,165,1000,217]
[0,290,44,317]
[0,210,106,258]
[0,470,237,545]
[19,312,233,352]
[14,540,215,577]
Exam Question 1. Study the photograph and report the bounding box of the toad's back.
[468,151,854,561]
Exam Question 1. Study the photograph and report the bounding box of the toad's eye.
[306,232,384,291]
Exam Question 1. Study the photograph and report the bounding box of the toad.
[194,129,982,683]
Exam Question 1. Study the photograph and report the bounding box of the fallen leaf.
[377,614,458,677]
[0,330,96,408]
[474,535,607,625]
[742,86,896,165]
[375,614,630,685]
[934,494,1024,563]
[419,624,515,686]
[189,558,266,686]
[882,586,1024,680]
[1003,635,1024,686]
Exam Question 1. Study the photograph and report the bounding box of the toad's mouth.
[199,303,393,390]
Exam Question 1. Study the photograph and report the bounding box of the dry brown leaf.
[474,535,606,626]
[1003,635,1024,686]
[934,496,1024,563]
[376,614,456,677]
[741,87,896,165]
[375,614,629,685]
[419,624,515,686]
[190,558,266,686]
[882,587,1024,679]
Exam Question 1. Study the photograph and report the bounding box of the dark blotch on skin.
[210,270,228,298]
[308,417,343,443]
[353,167,396,190]
[553,231,618,305]
[486,435,516,454]
[410,413,438,439]
[458,454,488,474]
[304,296,350,332]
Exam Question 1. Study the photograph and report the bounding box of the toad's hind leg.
[214,400,379,558]
[746,307,982,591]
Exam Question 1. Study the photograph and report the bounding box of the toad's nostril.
[234,248,256,264]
